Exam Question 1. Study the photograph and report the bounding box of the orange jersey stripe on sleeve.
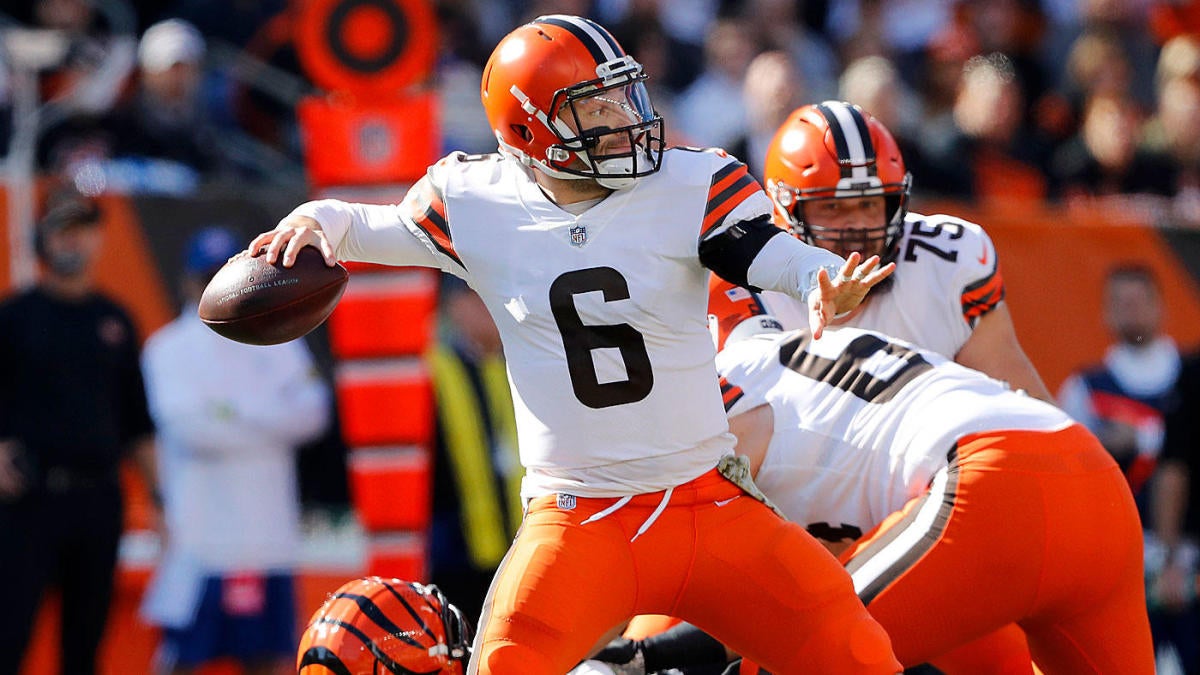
[701,161,761,238]
[409,181,464,268]
[961,264,1005,324]
[719,376,745,412]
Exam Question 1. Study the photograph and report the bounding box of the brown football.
[198,246,348,345]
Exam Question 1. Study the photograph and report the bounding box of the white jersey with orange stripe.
[761,212,1002,360]
[716,326,1072,543]
[286,148,845,498]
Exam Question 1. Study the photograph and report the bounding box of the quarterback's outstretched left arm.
[698,212,893,338]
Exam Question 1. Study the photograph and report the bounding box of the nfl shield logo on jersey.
[557,493,577,510]
[570,224,588,247]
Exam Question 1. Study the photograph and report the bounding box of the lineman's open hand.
[808,252,895,339]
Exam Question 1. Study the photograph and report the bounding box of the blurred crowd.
[0,0,1199,225]
[4,2,1200,672]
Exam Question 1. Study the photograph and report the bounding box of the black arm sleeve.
[640,622,730,672]
[698,215,786,291]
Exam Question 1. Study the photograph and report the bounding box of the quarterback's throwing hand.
[248,215,337,268]
[809,252,895,339]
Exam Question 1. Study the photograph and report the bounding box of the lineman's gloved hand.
[591,624,730,673]
[591,637,647,675]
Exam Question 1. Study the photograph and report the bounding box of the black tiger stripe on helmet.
[299,618,417,674]
[331,590,432,649]
[297,578,469,675]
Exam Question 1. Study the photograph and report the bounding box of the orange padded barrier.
[365,531,427,580]
[297,92,438,188]
[327,268,439,359]
[348,445,432,531]
[336,358,434,447]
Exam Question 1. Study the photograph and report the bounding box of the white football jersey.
[762,213,1004,359]
[716,326,1072,541]
[290,149,844,498]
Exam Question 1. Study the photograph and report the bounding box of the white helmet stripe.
[509,84,575,141]
[536,14,620,63]
[823,102,870,182]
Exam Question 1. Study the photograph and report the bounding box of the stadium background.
[4,148,1200,675]
[3,0,1200,672]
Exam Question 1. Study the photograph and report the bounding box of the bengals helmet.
[297,577,472,675]
[708,276,783,352]
[481,14,664,189]
[763,101,911,264]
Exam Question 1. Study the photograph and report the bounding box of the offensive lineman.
[750,100,1056,671]
[601,290,1154,673]
[248,15,901,675]
[732,100,1051,401]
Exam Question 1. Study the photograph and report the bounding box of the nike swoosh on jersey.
[977,241,989,266]
[714,496,741,507]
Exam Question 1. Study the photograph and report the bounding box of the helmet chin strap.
[494,132,652,189]
[572,139,656,190]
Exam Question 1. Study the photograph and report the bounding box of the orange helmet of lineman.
[763,101,911,265]
[297,577,472,675]
[707,276,784,352]
[481,14,664,189]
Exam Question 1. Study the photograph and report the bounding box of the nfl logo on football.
[570,224,588,247]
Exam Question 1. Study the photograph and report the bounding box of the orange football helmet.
[707,276,783,352]
[297,577,472,675]
[481,14,664,189]
[763,101,911,264]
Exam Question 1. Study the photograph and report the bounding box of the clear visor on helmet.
[548,72,664,181]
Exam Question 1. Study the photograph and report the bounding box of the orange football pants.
[468,467,901,675]
[927,624,1038,675]
[840,423,1154,673]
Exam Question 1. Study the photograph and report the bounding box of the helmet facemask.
[428,584,473,667]
[768,173,911,266]
[507,55,664,189]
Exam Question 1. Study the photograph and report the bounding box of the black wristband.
[640,622,729,672]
